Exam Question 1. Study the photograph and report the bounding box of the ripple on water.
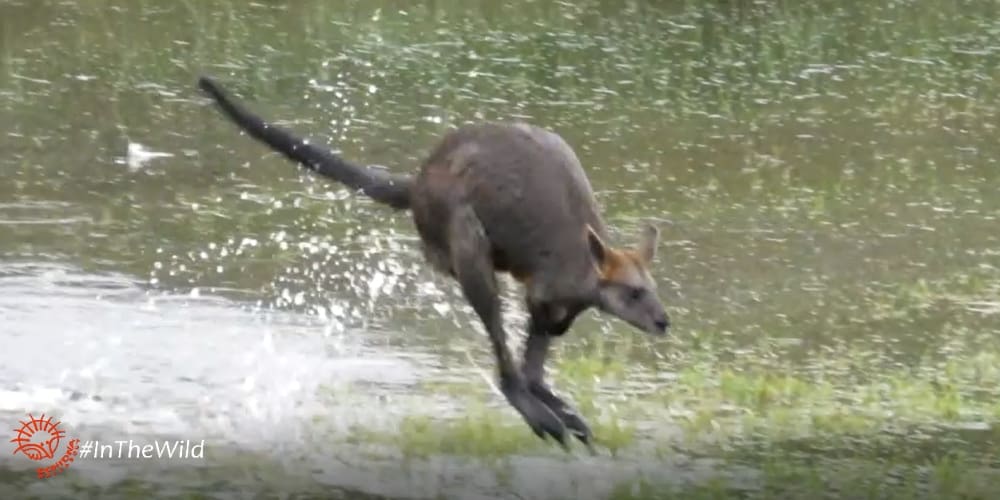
[0,201,92,226]
[0,262,425,455]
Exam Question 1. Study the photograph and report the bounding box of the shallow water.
[1,0,999,498]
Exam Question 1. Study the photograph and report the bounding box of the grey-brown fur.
[198,76,669,451]
[411,122,606,304]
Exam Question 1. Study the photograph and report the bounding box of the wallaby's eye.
[628,287,644,302]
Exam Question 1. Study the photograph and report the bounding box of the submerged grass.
[326,343,1000,498]
[349,398,639,459]
[609,454,1000,500]
[319,292,1000,497]
[337,331,999,460]
[331,267,1000,467]
[394,410,543,459]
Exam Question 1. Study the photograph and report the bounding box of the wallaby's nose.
[654,315,670,334]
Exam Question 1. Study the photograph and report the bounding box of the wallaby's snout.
[629,287,670,336]
[655,313,670,334]
[650,303,670,335]
[594,278,670,336]
[651,290,670,334]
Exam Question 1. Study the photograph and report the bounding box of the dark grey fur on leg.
[523,304,595,453]
[448,205,567,446]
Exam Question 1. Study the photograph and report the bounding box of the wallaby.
[197,76,670,451]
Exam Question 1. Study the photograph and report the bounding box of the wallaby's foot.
[501,376,568,448]
[529,382,596,454]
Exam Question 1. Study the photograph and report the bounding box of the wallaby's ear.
[638,224,659,264]
[586,225,608,266]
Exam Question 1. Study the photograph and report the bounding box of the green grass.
[329,304,999,461]
[343,397,639,459]
[293,268,1000,500]
[394,410,545,459]
[608,454,999,500]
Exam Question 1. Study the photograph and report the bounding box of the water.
[1,1,999,498]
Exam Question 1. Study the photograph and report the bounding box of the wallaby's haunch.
[197,76,670,451]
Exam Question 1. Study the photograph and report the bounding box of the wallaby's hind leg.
[448,205,568,445]
[523,305,595,453]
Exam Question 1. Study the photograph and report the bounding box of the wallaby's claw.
[529,382,596,454]
[502,378,568,447]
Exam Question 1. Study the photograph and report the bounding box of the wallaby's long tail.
[198,76,412,210]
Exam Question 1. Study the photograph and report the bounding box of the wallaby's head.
[587,224,669,335]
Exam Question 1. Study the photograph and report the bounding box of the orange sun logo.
[11,414,65,461]
[10,413,79,479]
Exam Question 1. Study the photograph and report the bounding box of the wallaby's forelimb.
[521,332,551,386]
[523,306,594,452]
[448,205,568,445]
[197,76,412,210]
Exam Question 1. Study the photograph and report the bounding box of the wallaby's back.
[198,76,608,300]
[411,123,608,301]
